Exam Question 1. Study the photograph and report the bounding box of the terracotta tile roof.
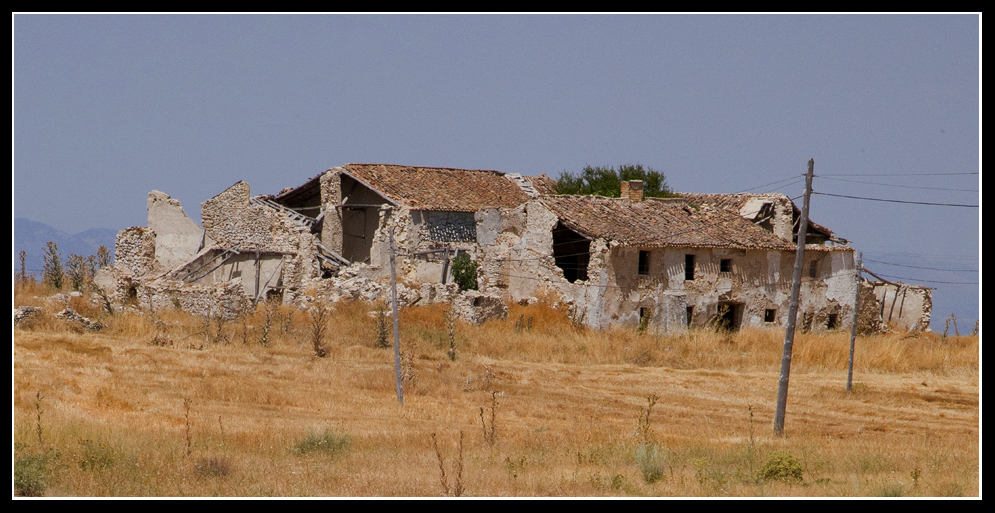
[540,195,798,250]
[679,192,837,241]
[335,164,531,212]
[524,173,559,195]
[679,192,782,212]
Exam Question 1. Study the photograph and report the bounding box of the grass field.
[13,284,980,497]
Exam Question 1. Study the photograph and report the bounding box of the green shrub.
[451,253,478,292]
[14,453,48,497]
[634,443,667,484]
[760,451,803,483]
[292,429,350,457]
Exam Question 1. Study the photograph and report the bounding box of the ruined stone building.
[98,163,930,332]
[477,188,860,333]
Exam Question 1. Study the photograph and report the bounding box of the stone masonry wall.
[115,227,158,278]
[201,181,308,253]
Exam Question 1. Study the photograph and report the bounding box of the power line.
[769,179,806,194]
[812,192,979,208]
[867,272,978,285]
[735,175,804,194]
[819,172,978,177]
[861,258,978,273]
[818,176,978,193]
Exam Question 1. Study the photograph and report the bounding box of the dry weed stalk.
[747,404,757,479]
[374,300,391,349]
[34,391,44,447]
[308,305,330,358]
[480,390,498,446]
[258,300,276,347]
[199,312,228,346]
[431,431,464,497]
[183,398,193,458]
[218,415,226,453]
[638,394,659,444]
[445,308,458,361]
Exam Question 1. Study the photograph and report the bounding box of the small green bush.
[14,453,48,497]
[760,451,803,483]
[634,443,667,484]
[451,253,478,292]
[292,429,350,457]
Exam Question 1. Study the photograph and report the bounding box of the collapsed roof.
[540,195,802,251]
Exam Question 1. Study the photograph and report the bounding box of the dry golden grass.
[13,290,979,497]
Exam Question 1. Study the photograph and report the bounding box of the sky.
[13,14,980,330]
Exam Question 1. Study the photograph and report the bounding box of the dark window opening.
[686,306,694,326]
[720,259,732,273]
[685,254,695,280]
[827,313,840,330]
[716,302,743,332]
[638,251,650,275]
[552,222,590,283]
[126,285,138,306]
[764,309,777,323]
[809,259,819,279]
[340,175,390,264]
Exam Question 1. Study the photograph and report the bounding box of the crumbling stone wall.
[475,201,612,329]
[139,279,251,319]
[869,281,932,332]
[114,227,158,278]
[855,282,884,334]
[451,290,508,324]
[319,170,343,255]
[201,181,309,253]
[197,181,320,302]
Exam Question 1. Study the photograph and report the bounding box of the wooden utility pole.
[847,252,862,392]
[389,227,403,406]
[774,159,814,437]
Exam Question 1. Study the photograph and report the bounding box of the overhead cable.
[818,176,978,193]
[868,272,978,285]
[812,192,978,208]
[735,175,804,194]
[818,172,978,177]
[862,257,978,273]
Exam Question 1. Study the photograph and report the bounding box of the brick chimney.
[620,180,644,202]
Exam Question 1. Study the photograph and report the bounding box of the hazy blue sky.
[13,14,980,328]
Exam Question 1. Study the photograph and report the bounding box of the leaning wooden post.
[774,159,814,437]
[847,252,862,392]
[389,227,404,406]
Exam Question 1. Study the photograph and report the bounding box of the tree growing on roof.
[555,164,678,199]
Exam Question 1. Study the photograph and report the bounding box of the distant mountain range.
[13,218,118,276]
